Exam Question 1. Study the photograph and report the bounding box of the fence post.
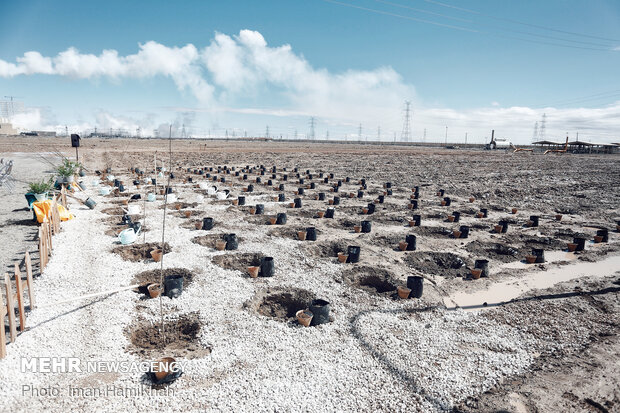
[0,288,6,358]
[4,273,17,343]
[25,251,35,309]
[14,265,26,332]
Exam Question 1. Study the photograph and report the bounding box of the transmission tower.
[423,128,426,142]
[309,117,316,140]
[400,101,412,142]
[294,129,298,140]
[358,123,362,141]
[181,124,187,139]
[265,125,270,139]
[377,126,381,141]
[533,121,539,140]
[540,113,547,140]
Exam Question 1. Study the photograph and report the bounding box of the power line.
[322,0,616,51]
[421,0,620,43]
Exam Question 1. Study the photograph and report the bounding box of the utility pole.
[377,126,381,141]
[265,125,270,139]
[309,117,316,140]
[358,123,362,141]
[423,128,426,143]
[294,129,298,140]
[465,132,467,144]
[400,101,411,142]
[445,126,448,145]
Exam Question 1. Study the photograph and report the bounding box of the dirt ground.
[1,136,619,411]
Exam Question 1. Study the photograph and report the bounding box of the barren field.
[1,137,619,412]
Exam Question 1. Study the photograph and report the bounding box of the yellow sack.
[32,200,74,223]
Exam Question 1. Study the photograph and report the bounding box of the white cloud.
[1,30,619,143]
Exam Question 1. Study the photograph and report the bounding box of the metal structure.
[0,158,15,192]
[400,101,411,142]
[309,117,316,140]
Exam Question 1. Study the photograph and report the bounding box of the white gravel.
[0,173,596,412]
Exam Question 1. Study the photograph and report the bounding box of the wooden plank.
[38,227,46,271]
[4,273,17,342]
[25,251,35,309]
[14,265,25,332]
[0,289,6,358]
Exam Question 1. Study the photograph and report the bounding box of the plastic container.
[346,246,361,263]
[407,276,423,298]
[163,274,183,298]
[361,220,372,233]
[405,234,417,251]
[306,227,317,241]
[474,259,489,277]
[202,217,214,230]
[260,256,275,277]
[309,299,330,326]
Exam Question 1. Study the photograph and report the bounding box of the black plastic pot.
[131,194,141,200]
[459,225,470,239]
[346,246,361,263]
[118,184,125,192]
[297,187,304,195]
[224,234,238,250]
[276,213,287,225]
[386,189,393,196]
[247,184,254,193]
[133,179,140,185]
[574,237,586,251]
[299,178,304,185]
[481,208,488,218]
[306,227,317,241]
[596,228,609,242]
[323,177,329,184]
[260,256,275,277]
[337,180,342,187]
[378,195,384,204]
[532,248,545,263]
[361,220,372,233]
[412,215,421,226]
[278,193,286,202]
[405,234,417,251]
[474,259,489,277]
[221,177,226,183]
[407,276,423,298]
[385,182,391,189]
[318,193,326,201]
[453,211,460,222]
[166,187,173,194]
[332,186,339,193]
[329,173,334,179]
[410,200,418,209]
[499,220,509,233]
[310,182,316,189]
[529,215,539,227]
[366,203,375,214]
[202,217,214,230]
[438,189,445,197]
[121,214,132,224]
[357,190,364,198]
[256,177,261,183]
[283,174,288,181]
[114,179,121,187]
[333,196,340,205]
[443,197,451,206]
[84,198,96,209]
[360,178,366,185]
[325,208,335,219]
[188,177,193,183]
[163,274,183,298]
[309,299,330,326]
[279,184,285,191]
[243,174,247,180]
[238,196,246,206]
[294,198,302,208]
[255,204,265,215]
[267,179,273,186]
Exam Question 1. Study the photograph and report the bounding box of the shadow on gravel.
[348,305,446,411]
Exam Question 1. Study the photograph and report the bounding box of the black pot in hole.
[361,220,372,233]
[309,299,330,326]
[260,256,275,277]
[276,213,287,225]
[407,276,423,298]
[163,274,183,298]
[202,217,214,230]
[405,234,417,251]
[306,227,317,241]
[474,259,489,277]
[346,246,360,263]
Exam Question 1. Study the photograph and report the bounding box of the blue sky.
[1,0,619,143]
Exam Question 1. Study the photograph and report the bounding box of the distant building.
[0,122,18,135]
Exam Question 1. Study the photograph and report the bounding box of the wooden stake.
[4,273,17,342]
[14,265,25,331]
[0,290,6,358]
[25,251,35,309]
[38,226,46,271]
